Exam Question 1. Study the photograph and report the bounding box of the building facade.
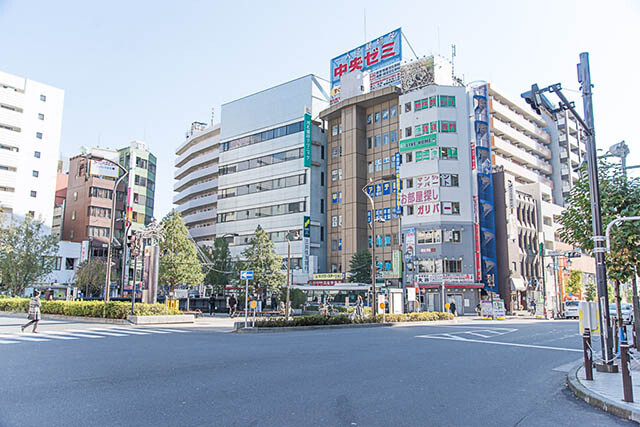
[118,140,157,235]
[215,75,329,283]
[174,122,220,245]
[319,86,402,282]
[398,84,481,314]
[0,71,64,227]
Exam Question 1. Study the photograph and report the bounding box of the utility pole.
[578,52,614,366]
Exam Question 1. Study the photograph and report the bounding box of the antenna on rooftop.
[451,44,456,83]
[211,107,215,126]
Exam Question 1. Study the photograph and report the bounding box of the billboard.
[303,110,312,167]
[89,148,120,178]
[330,28,402,105]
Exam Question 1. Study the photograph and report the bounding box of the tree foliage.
[0,215,59,295]
[584,280,597,302]
[349,249,372,284]
[74,259,107,297]
[241,226,286,293]
[566,270,583,297]
[158,211,204,290]
[558,158,640,284]
[202,237,233,295]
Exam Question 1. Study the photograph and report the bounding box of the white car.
[563,300,580,319]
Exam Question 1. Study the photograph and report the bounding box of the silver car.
[609,303,633,325]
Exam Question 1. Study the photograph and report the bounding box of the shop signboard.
[313,273,345,281]
[399,134,437,153]
[303,111,312,167]
[416,273,474,284]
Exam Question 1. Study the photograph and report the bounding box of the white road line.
[131,329,170,334]
[32,332,78,340]
[149,328,190,333]
[0,340,19,344]
[0,334,49,342]
[465,332,491,338]
[63,330,107,338]
[69,329,128,337]
[108,328,151,335]
[440,333,464,340]
[415,335,582,352]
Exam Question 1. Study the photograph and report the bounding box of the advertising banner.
[399,188,440,206]
[330,28,402,105]
[417,273,474,284]
[399,134,437,153]
[89,148,120,178]
[313,273,345,281]
[303,111,312,167]
[394,152,401,214]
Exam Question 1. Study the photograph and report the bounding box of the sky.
[1,0,638,218]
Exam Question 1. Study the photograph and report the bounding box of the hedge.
[252,311,453,327]
[0,298,181,319]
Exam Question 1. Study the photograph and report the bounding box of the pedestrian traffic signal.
[523,84,542,115]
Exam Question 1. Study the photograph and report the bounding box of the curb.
[0,311,131,325]
[567,362,640,423]
[235,322,392,333]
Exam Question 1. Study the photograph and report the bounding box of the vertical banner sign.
[394,152,401,214]
[303,111,312,168]
[473,196,482,281]
[303,216,311,273]
[123,149,137,288]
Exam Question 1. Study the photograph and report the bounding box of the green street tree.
[202,237,233,295]
[584,281,597,302]
[349,249,372,283]
[0,215,59,296]
[559,158,640,325]
[566,270,583,297]
[74,259,107,297]
[242,226,285,294]
[158,210,204,294]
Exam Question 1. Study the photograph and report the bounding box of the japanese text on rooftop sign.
[330,28,402,105]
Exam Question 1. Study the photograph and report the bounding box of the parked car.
[609,303,633,325]
[563,300,581,319]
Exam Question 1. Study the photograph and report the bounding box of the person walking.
[228,294,238,318]
[449,299,457,317]
[21,290,42,333]
[208,294,216,316]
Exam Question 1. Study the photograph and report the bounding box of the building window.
[339,124,342,134]
[73,191,78,201]
[32,170,39,177]
[71,210,76,220]
[65,258,75,270]
[443,229,461,243]
[405,102,411,112]
[38,113,44,120]
[375,135,381,147]
[441,202,461,215]
[375,159,382,172]
[331,240,338,251]
[391,130,397,143]
[320,226,324,242]
[69,230,74,239]
[368,161,374,173]
[382,109,389,120]
[320,199,324,214]
[332,216,337,227]
[440,174,459,187]
[36,132,43,139]
[405,178,413,189]
[321,145,325,160]
[383,157,390,170]
[405,127,412,137]
[383,133,389,145]
[338,215,343,226]
[440,147,458,160]
[444,259,462,273]
[331,170,338,182]
[367,137,372,149]
[30,190,37,198]
[375,112,380,122]
[87,226,110,238]
[367,114,372,124]
[332,125,338,136]
[40,94,46,102]
[405,153,412,163]
[34,151,41,158]
[390,105,397,117]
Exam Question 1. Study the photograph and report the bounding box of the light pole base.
[595,362,619,373]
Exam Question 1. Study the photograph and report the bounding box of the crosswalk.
[0,326,191,345]
[416,327,518,341]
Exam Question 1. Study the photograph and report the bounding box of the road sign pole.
[244,277,249,328]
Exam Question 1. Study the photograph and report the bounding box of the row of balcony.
[174,163,219,192]
[175,133,219,168]
[492,136,552,175]
[183,209,216,225]
[174,149,219,180]
[173,179,218,204]
[491,119,551,159]
[175,193,217,215]
[0,87,24,110]
[188,224,216,239]
[490,99,550,144]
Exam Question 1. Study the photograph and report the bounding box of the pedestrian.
[271,294,277,312]
[449,299,457,316]
[21,290,42,333]
[208,294,216,316]
[261,295,267,313]
[228,294,238,318]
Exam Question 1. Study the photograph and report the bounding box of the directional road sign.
[241,270,254,280]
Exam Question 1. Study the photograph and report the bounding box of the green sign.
[304,112,312,167]
[303,215,311,238]
[399,133,437,153]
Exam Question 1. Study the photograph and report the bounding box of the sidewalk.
[568,353,640,423]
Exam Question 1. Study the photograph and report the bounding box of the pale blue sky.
[1,0,638,218]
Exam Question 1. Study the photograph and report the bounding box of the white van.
[563,300,580,319]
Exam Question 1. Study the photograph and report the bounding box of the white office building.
[174,122,220,245]
[0,71,64,227]
[216,75,329,283]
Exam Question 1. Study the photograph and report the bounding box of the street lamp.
[361,174,395,320]
[83,153,128,303]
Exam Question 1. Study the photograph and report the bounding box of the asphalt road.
[0,317,630,427]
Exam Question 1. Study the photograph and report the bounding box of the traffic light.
[523,84,542,115]
[566,249,582,259]
[126,234,134,249]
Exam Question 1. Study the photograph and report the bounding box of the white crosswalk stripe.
[0,326,190,345]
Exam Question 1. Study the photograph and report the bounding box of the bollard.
[583,328,593,381]
[620,341,634,403]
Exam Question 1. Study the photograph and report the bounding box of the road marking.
[0,339,18,344]
[441,333,464,340]
[415,335,582,352]
[150,328,191,333]
[131,329,171,334]
[64,330,107,338]
[33,332,79,340]
[108,328,151,335]
[70,329,128,337]
[465,332,491,338]
[0,334,49,342]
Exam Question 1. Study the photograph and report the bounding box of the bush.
[0,298,181,319]
[251,311,453,327]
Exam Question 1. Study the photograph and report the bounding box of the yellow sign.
[250,300,257,310]
[379,302,385,310]
[313,273,344,280]
[445,303,450,309]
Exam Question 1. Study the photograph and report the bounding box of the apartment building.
[174,122,220,245]
[51,160,68,239]
[319,86,402,282]
[0,71,64,227]
[118,140,157,235]
[215,75,329,283]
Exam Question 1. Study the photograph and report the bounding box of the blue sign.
[338,238,342,251]
[332,192,338,204]
[375,184,383,197]
[368,210,372,224]
[330,28,402,104]
[382,182,391,195]
[367,185,375,196]
[240,270,254,280]
[383,208,391,220]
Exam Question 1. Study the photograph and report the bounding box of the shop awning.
[510,277,527,292]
